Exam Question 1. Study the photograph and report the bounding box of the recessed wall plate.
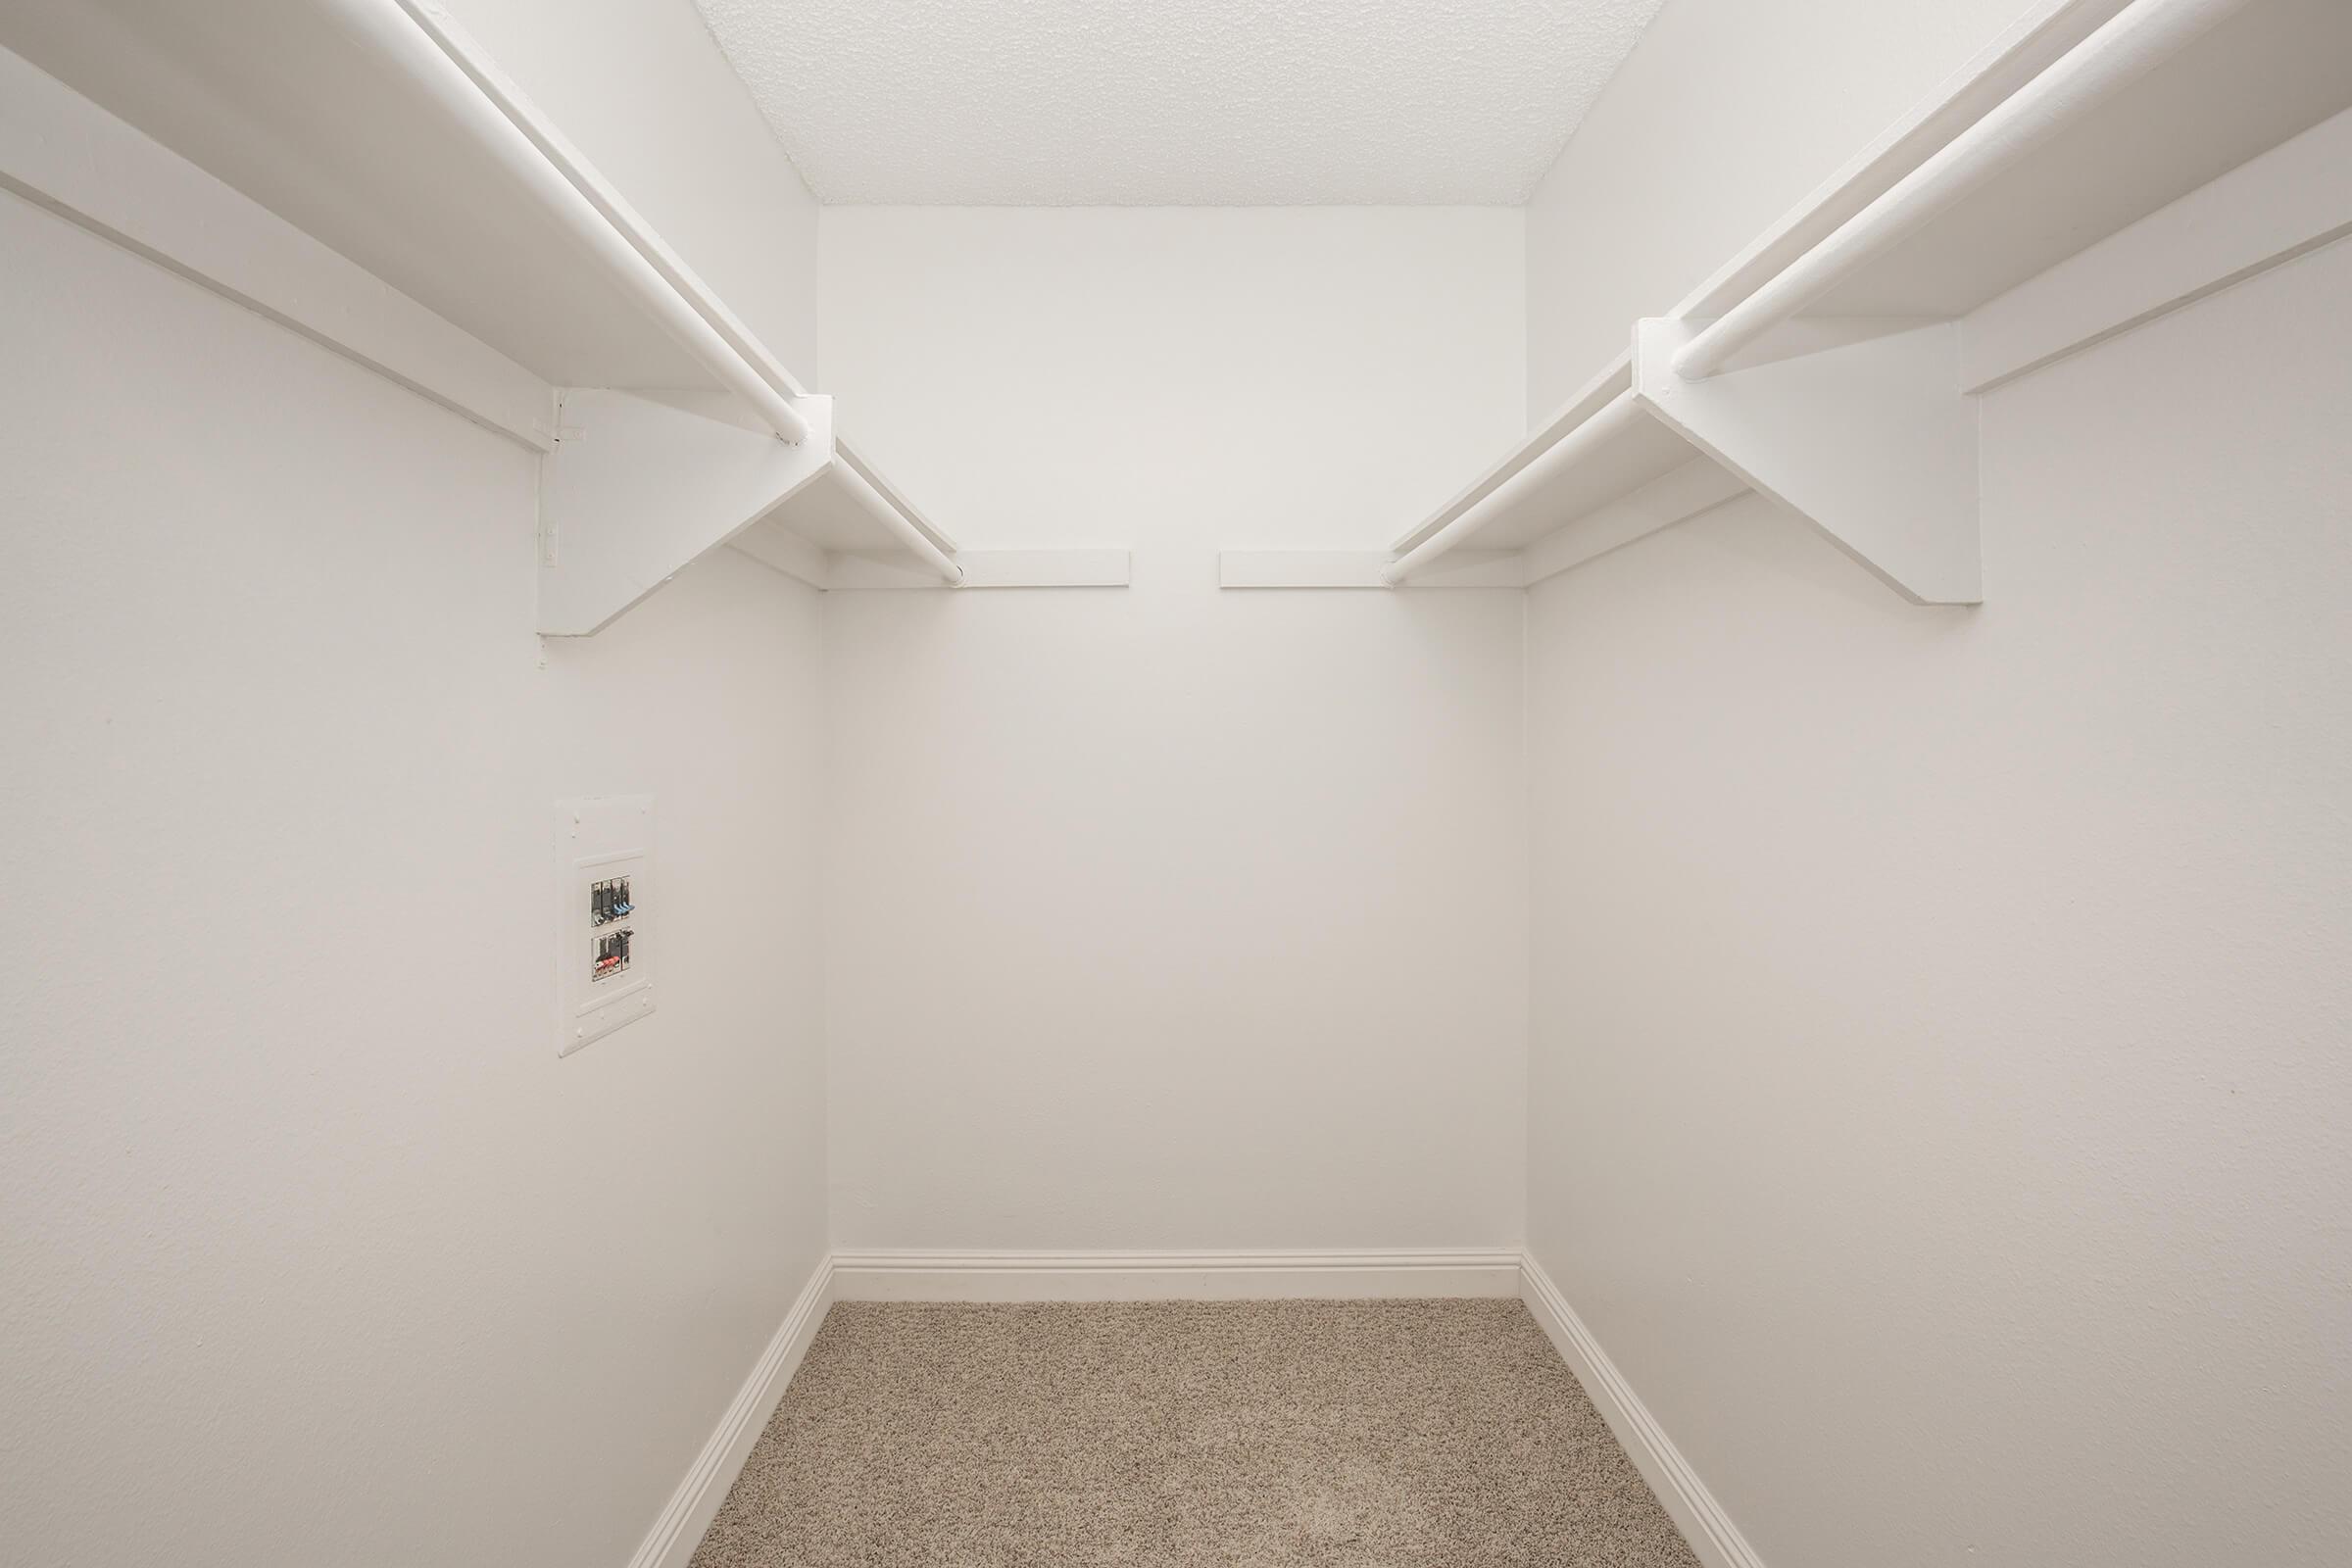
[555,795,654,1056]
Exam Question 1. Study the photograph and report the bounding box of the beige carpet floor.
[689,1298,1703,1568]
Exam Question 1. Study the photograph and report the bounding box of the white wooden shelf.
[1680,0,2352,382]
[1378,353,1748,592]
[1235,0,2352,602]
[0,0,1125,633]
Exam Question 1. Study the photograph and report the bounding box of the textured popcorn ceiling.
[692,0,1669,205]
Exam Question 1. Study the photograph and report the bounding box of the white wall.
[444,0,822,383]
[817,208,1530,1250]
[1521,15,2352,1565]
[1523,0,2032,414]
[0,180,827,1567]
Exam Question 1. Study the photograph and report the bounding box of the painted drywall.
[1522,0,2033,413]
[817,208,1529,1250]
[0,184,827,1567]
[696,0,1666,205]
[444,0,822,383]
[1524,170,2352,1568]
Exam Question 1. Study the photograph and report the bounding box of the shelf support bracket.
[1635,317,1982,606]
[537,390,836,635]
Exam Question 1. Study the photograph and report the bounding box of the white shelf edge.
[379,0,809,442]
[1674,0,2132,323]
[1215,462,1746,595]
[1389,354,1634,558]
[1378,367,1751,586]
[0,43,554,453]
[401,0,808,404]
[1960,101,2352,391]
[1672,0,2278,382]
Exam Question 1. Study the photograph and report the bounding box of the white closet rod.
[1672,0,2257,381]
[348,0,812,445]
[834,460,966,585]
[1384,393,1642,584]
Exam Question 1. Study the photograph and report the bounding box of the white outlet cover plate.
[555,795,655,1056]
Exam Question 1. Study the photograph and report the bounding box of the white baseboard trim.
[625,1253,836,1568]
[830,1248,1524,1302]
[1519,1252,1767,1568]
